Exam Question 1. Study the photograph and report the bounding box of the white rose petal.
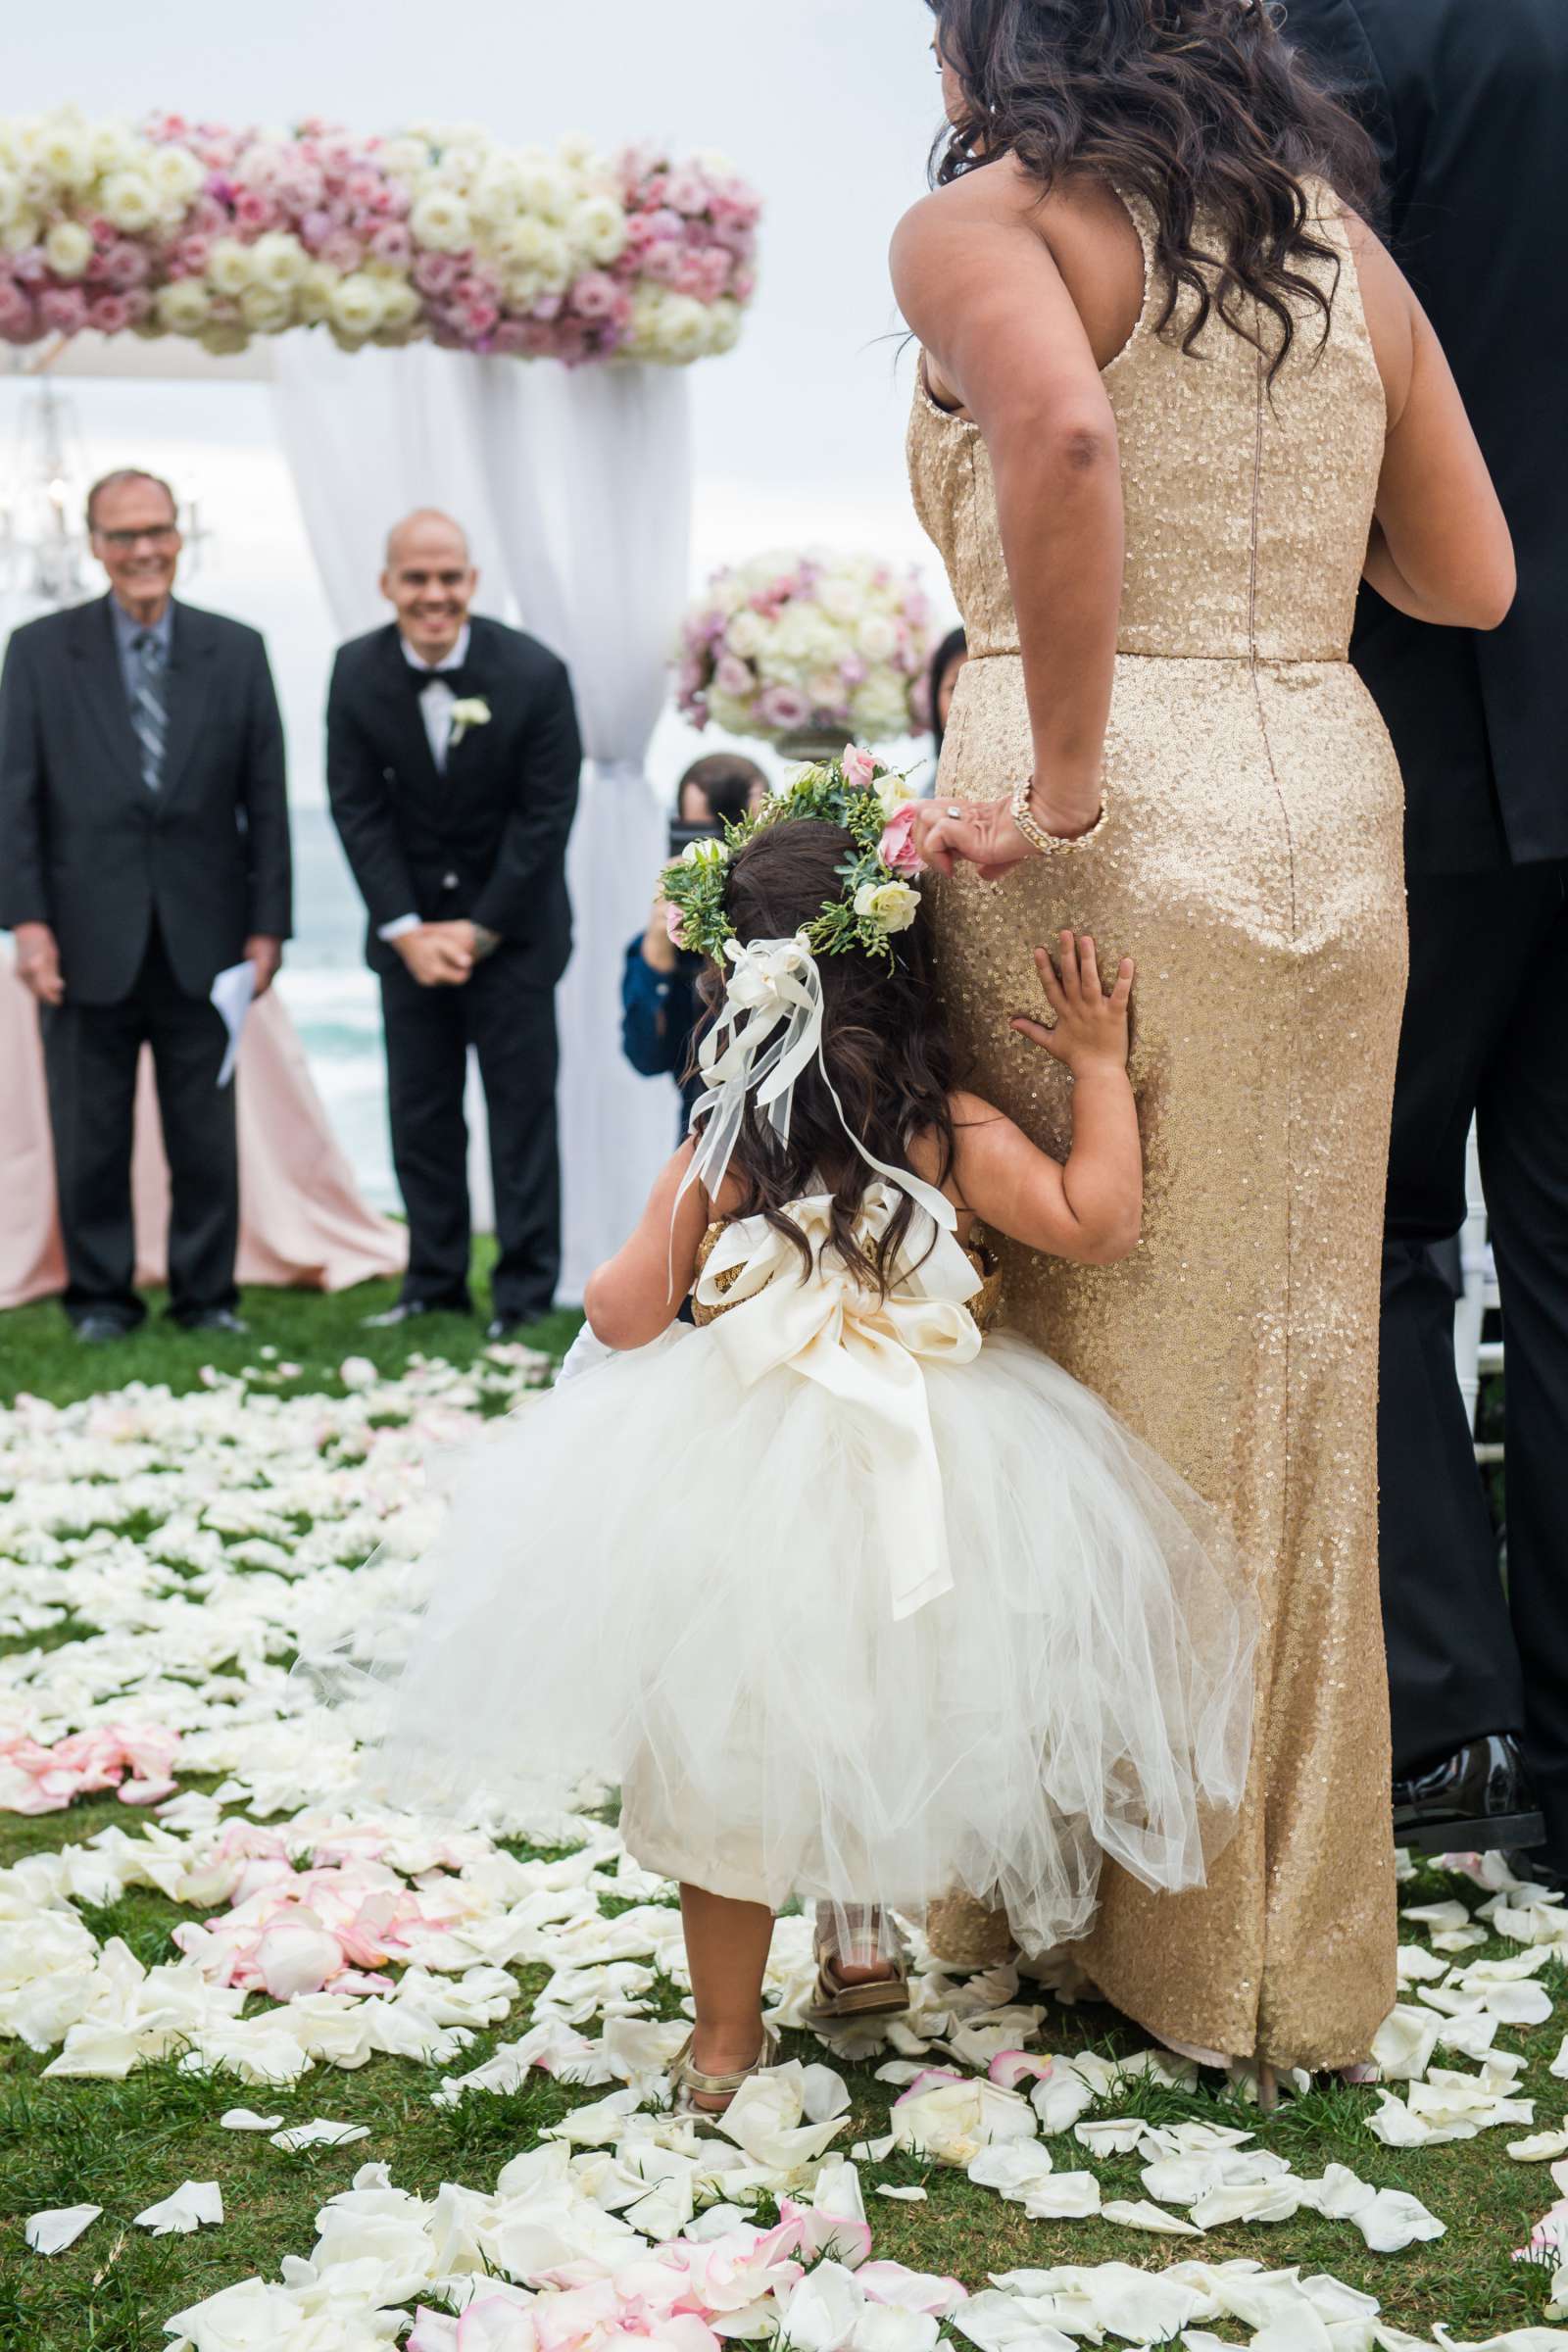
[876,2184,928,2202]
[24,2204,101,2255]
[133,2179,223,2235]
[220,2108,284,2132]
[269,2118,371,2152]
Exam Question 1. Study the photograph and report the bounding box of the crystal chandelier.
[0,360,212,612]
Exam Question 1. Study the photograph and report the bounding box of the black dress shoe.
[74,1310,131,1345]
[1393,1733,1544,1854]
[363,1298,469,1330]
[1500,1845,1568,1895]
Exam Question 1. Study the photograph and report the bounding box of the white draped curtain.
[270,338,690,1298]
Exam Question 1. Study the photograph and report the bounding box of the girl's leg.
[680,1884,774,2100]
[816,1902,902,1984]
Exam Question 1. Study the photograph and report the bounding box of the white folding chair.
[1454,1121,1503,1463]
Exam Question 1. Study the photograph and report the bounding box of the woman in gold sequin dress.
[896,0,1515,2072]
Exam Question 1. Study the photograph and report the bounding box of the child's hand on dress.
[1011,932,1134,1074]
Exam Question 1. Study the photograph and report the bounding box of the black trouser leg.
[467,955,562,1322]
[38,984,146,1329]
[1476,868,1568,1860]
[380,959,472,1309]
[141,929,239,1320]
[1380,869,1541,1773]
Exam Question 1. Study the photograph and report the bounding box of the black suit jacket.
[326,615,581,987]
[1285,0,1568,871]
[0,593,291,1004]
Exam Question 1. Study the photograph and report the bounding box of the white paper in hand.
[210,959,257,1089]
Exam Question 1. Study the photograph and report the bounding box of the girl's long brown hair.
[692,819,958,1296]
[928,0,1382,381]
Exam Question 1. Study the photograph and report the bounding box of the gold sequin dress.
[907,181,1405,2068]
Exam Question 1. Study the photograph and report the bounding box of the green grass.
[0,1236,584,1409]
[0,1306,1553,2344]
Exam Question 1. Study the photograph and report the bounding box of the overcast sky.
[1,1,956,801]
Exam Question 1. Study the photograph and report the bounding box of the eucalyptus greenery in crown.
[662,745,925,965]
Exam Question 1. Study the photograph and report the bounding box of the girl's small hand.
[1011,933,1134,1073]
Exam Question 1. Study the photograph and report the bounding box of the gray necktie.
[129,629,167,794]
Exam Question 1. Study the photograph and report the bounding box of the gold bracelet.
[1010,776,1109,854]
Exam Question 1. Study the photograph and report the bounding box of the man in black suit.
[326,510,581,1340]
[0,467,290,1341]
[1286,0,1568,1866]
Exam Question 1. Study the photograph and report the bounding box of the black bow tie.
[411,661,477,699]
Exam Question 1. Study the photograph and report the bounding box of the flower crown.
[661,746,924,965]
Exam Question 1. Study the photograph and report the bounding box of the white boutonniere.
[448,696,491,749]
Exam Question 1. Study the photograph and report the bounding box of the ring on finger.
[946,806,962,818]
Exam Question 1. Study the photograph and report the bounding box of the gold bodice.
[907,178,1384,666]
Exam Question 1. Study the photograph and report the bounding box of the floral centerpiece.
[674,551,934,751]
[662,746,925,966]
[0,109,760,364]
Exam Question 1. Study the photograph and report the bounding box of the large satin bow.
[696,1187,983,1621]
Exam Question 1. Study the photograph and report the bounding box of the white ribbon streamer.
[674,933,957,1243]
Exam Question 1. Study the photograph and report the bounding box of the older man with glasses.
[0,467,292,1341]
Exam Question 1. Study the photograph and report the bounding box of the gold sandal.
[669,2023,779,2114]
[808,1938,911,2026]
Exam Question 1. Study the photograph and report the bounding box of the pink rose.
[122,290,153,323]
[713,654,753,699]
[0,289,38,343]
[665,904,689,949]
[878,804,928,876]
[413,250,462,298]
[172,234,213,276]
[38,286,88,336]
[368,222,412,269]
[88,295,131,334]
[317,230,364,273]
[643,239,683,285]
[12,247,47,287]
[841,745,879,790]
[233,188,280,235]
[569,270,621,320]
[759,684,810,731]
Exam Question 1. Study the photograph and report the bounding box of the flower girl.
[376,756,1255,2112]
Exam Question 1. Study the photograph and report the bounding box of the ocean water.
[275,806,400,1213]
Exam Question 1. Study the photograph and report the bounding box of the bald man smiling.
[326,509,582,1337]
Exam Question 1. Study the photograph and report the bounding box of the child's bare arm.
[582,1142,710,1348]
[952,933,1141,1265]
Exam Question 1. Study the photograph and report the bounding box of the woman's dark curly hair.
[928,0,1381,380]
[694,818,958,1297]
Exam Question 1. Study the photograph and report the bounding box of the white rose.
[88,123,138,176]
[857,614,900,663]
[238,283,294,334]
[294,264,336,326]
[816,578,862,626]
[155,279,212,335]
[572,194,626,267]
[516,161,574,222]
[854,879,920,933]
[44,219,93,280]
[557,131,601,172]
[377,136,429,180]
[200,318,251,357]
[374,280,422,335]
[853,679,913,738]
[705,688,765,738]
[99,170,157,233]
[146,143,203,206]
[207,238,253,298]
[36,122,93,192]
[327,272,385,338]
[409,188,472,253]
[724,612,767,661]
[469,165,526,227]
[498,216,560,273]
[679,835,728,867]
[1,213,40,256]
[706,296,743,355]
[874,774,907,820]
[248,230,308,294]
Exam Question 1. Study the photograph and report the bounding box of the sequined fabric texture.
[907,182,1405,2067]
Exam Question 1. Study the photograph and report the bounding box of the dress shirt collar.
[110,594,174,659]
[399,621,470,676]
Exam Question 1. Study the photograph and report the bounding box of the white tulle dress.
[359,1182,1256,1954]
